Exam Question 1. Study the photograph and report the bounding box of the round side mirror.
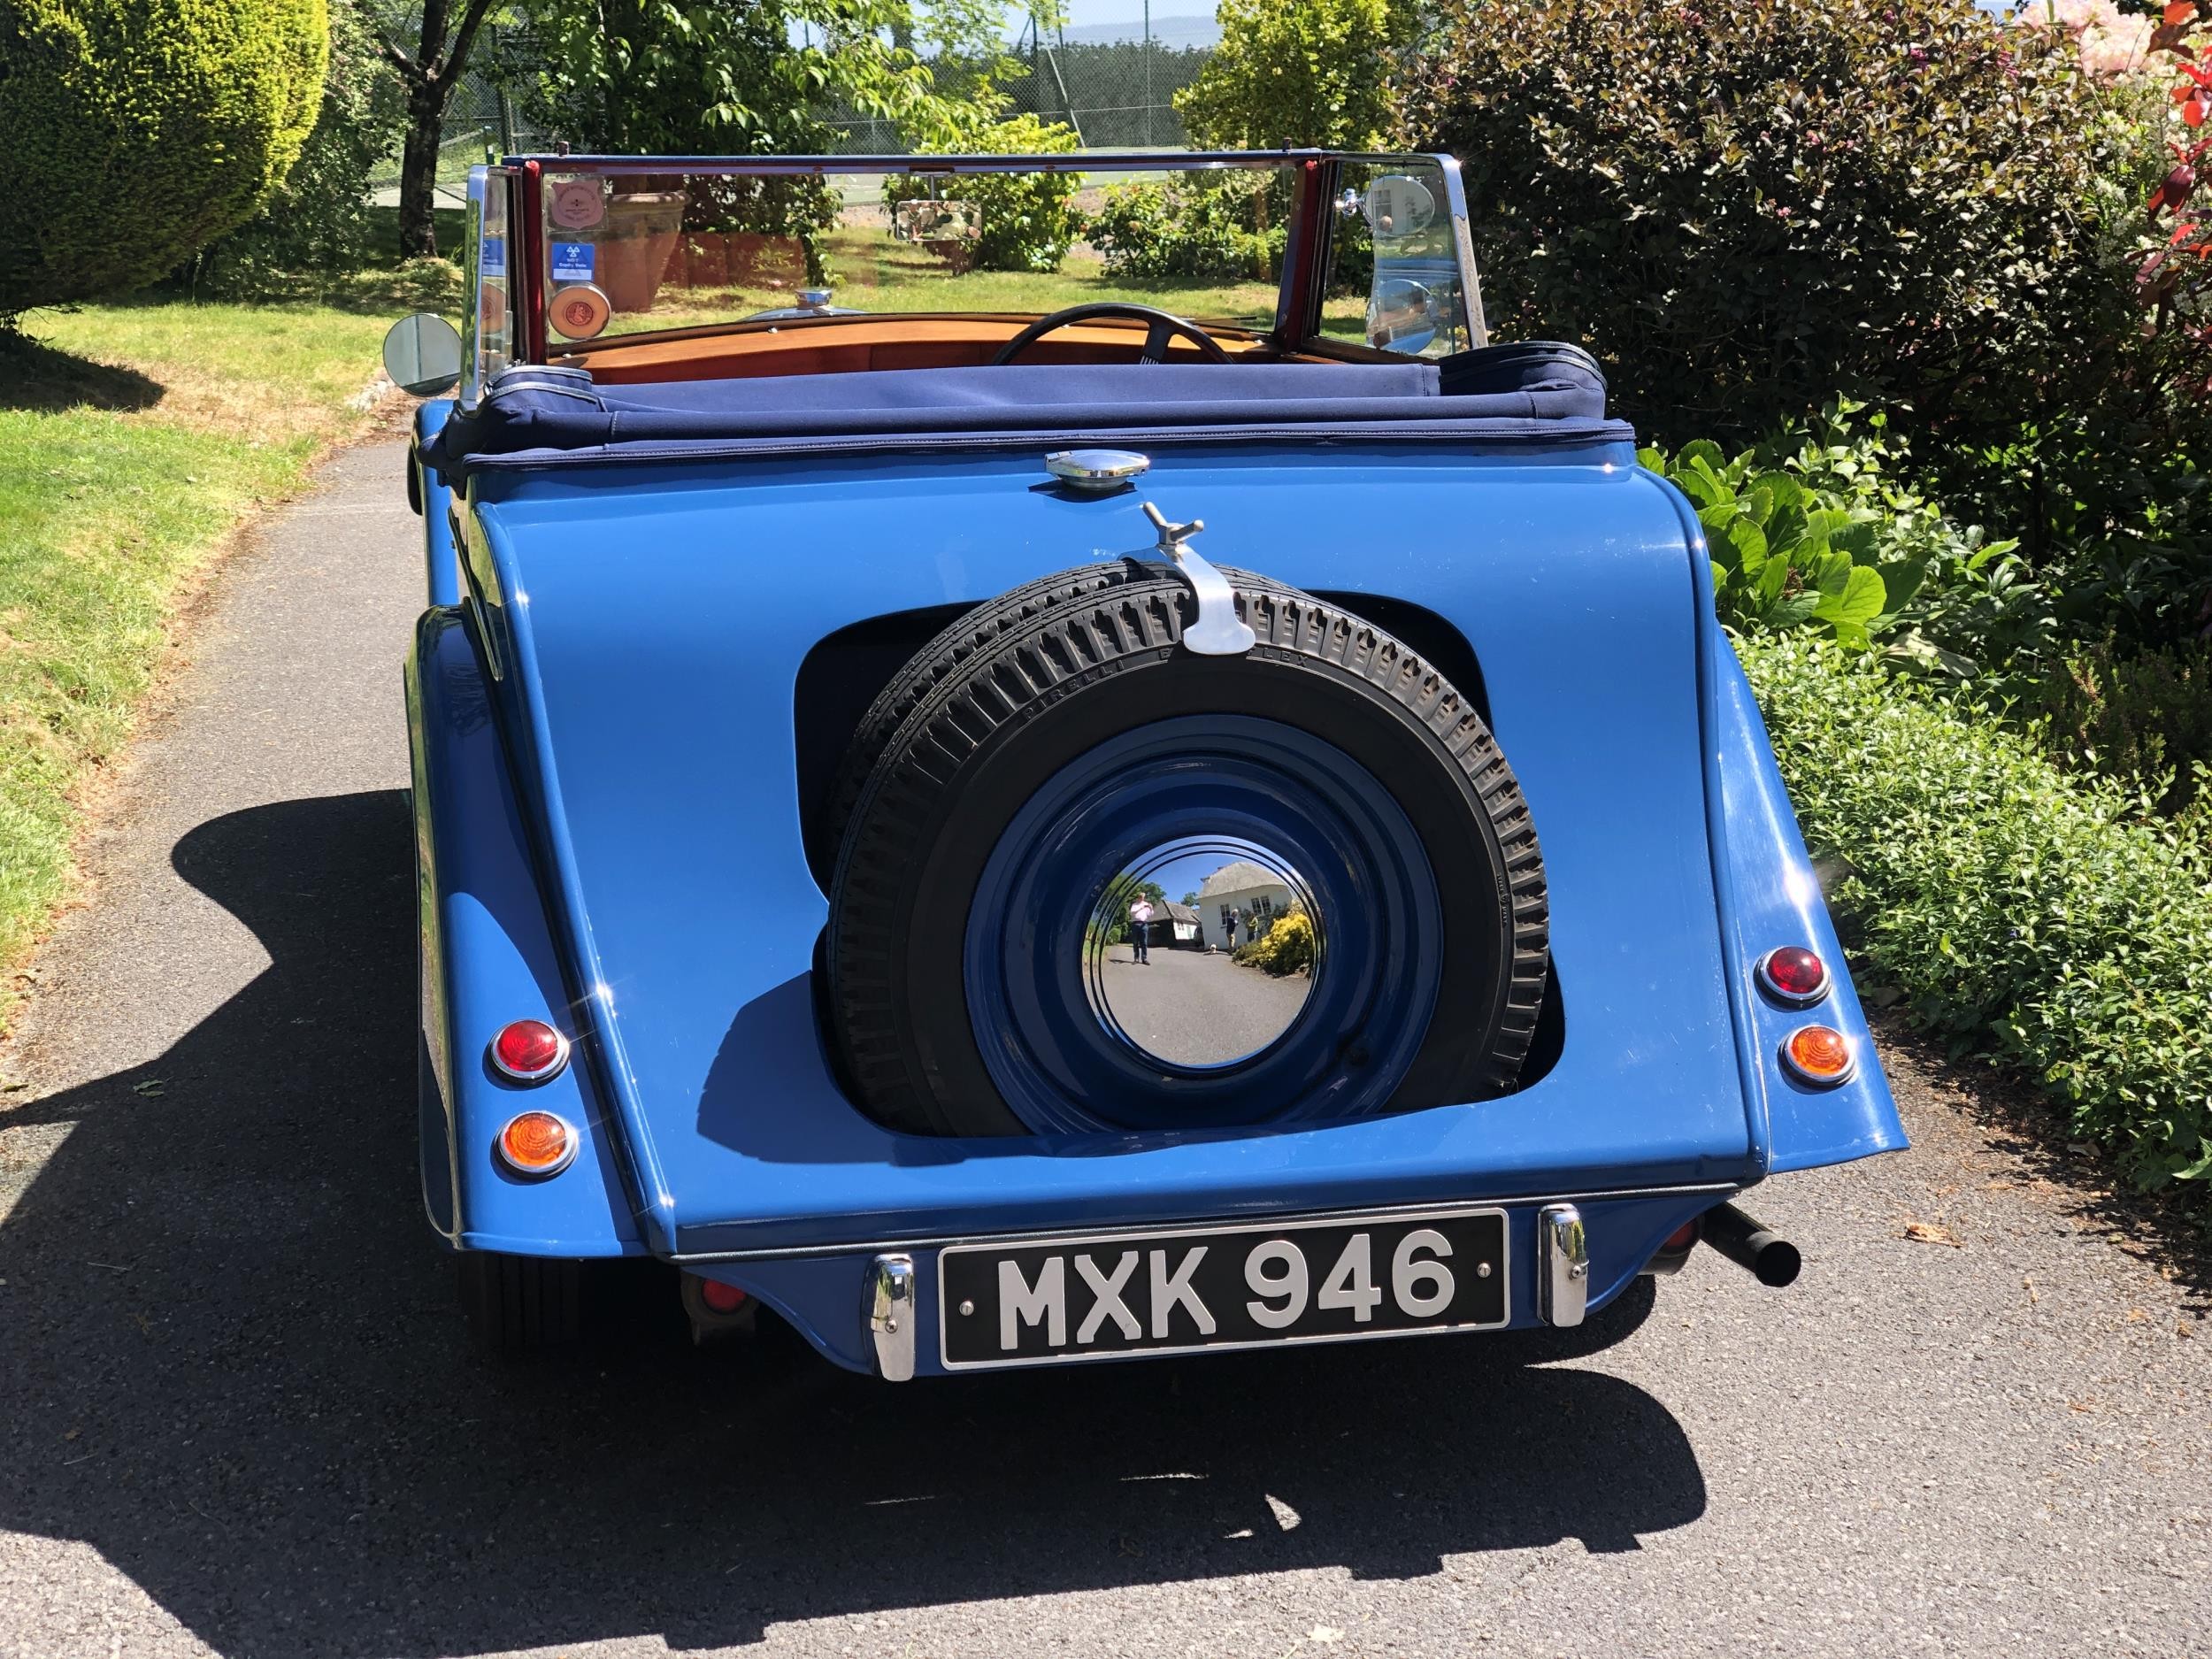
[381,312,464,396]
[1363,173,1437,242]
[1366,277,1438,355]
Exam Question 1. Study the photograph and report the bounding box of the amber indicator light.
[496,1110,577,1176]
[1781,1025,1855,1087]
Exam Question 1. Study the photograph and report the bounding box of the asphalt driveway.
[1094,945,1311,1064]
[0,439,2206,1658]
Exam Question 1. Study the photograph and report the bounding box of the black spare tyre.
[826,563,1548,1138]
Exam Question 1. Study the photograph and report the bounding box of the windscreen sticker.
[550,242,595,283]
[481,235,505,277]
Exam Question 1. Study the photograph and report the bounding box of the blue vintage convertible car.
[385,150,1905,1375]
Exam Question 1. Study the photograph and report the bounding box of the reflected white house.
[1195,859,1295,949]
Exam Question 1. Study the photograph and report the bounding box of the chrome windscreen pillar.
[865,1253,917,1381]
[1536,1203,1589,1327]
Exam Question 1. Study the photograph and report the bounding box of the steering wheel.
[991,302,1232,366]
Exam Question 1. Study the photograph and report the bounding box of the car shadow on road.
[0,792,1707,1655]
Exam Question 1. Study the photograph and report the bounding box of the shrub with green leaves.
[0,0,327,318]
[1399,0,2133,449]
[1089,177,1285,283]
[885,110,1081,274]
[1742,634,2212,1210]
[1644,404,2057,685]
[1646,437,1895,650]
[2033,634,2212,819]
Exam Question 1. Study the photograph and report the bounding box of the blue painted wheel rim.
[964,714,1444,1135]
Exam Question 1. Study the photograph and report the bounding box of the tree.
[0,0,327,320]
[377,0,497,258]
[1173,0,1401,150]
[195,0,409,290]
[516,2,1041,274]
[522,1,1021,156]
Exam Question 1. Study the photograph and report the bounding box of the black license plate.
[939,1207,1509,1370]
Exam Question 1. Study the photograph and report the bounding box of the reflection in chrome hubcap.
[1084,839,1322,1071]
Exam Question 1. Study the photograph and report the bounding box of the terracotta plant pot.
[595,191,687,312]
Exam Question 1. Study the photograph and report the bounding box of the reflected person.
[1129,895,1155,964]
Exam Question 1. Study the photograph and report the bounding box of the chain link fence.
[819,20,1216,153]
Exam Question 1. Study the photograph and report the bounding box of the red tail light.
[699,1279,749,1315]
[1756,945,1830,1006]
[490,1018,569,1083]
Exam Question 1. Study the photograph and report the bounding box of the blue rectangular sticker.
[481,235,505,278]
[550,242,595,283]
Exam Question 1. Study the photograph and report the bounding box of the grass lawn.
[0,302,396,1015]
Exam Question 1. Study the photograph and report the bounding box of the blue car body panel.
[411,400,463,608]
[410,430,1903,1289]
[408,605,644,1257]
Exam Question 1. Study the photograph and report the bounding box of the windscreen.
[522,157,1470,355]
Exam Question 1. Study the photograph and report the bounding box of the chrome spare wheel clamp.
[865,1253,917,1381]
[1137,502,1256,656]
[1537,1203,1589,1327]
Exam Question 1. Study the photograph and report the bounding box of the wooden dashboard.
[554,315,1293,385]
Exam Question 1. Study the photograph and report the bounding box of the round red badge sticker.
[549,179,604,230]
[549,282,611,342]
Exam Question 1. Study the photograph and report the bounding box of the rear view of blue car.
[383,149,1905,1377]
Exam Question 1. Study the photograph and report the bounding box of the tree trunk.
[398,80,447,259]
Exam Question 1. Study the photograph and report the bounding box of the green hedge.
[1740,634,2212,1208]
[1399,0,2135,450]
[0,0,326,315]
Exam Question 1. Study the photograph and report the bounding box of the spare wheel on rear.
[826,563,1548,1138]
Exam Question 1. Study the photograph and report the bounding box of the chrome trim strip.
[666,1180,1738,1265]
[1431,153,1488,349]
[1536,1203,1589,1327]
[937,1202,1509,1372]
[508,150,1331,177]
[865,1254,917,1381]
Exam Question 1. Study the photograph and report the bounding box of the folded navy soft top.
[426,348,1617,480]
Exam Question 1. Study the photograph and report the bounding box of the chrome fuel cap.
[1046,449,1151,491]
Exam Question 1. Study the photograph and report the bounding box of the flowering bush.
[1231,908,1316,976]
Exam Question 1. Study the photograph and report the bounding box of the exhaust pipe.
[1701,1203,1801,1287]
